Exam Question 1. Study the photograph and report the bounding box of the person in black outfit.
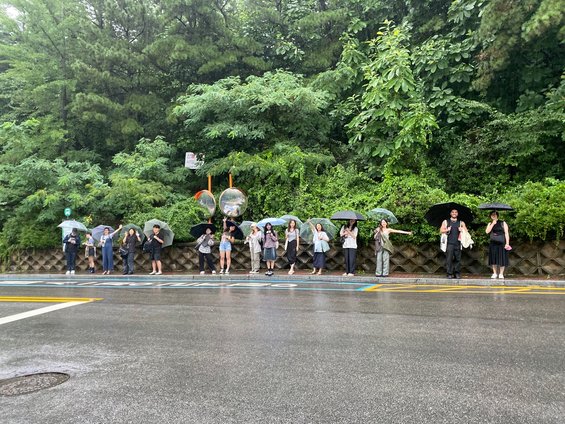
[122,228,142,275]
[63,228,81,275]
[485,211,510,279]
[148,225,164,275]
[440,209,468,279]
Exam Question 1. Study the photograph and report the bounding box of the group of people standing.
[64,210,510,278]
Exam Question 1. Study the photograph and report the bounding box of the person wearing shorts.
[148,225,164,275]
[219,217,235,274]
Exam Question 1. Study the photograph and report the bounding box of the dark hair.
[104,227,111,232]
[490,210,499,218]
[153,224,160,229]
[346,220,357,230]
[86,232,92,237]
[287,220,297,232]
[263,222,275,235]
[316,223,324,232]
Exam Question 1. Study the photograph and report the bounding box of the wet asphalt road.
[1,281,565,424]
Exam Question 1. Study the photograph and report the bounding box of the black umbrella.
[190,223,218,238]
[424,202,474,227]
[478,202,513,211]
[330,210,366,221]
[224,220,244,240]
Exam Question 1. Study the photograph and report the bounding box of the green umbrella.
[366,208,398,224]
[143,219,174,248]
[299,218,338,243]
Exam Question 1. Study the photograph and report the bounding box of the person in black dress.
[122,228,142,275]
[485,211,510,279]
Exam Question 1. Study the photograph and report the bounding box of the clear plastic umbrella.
[279,214,303,227]
[299,218,338,243]
[57,220,88,232]
[366,208,398,224]
[257,218,287,228]
[91,225,115,242]
[118,224,145,242]
[143,219,175,248]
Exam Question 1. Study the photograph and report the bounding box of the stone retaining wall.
[3,241,564,276]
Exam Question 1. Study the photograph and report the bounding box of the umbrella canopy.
[91,225,115,242]
[57,220,88,232]
[190,222,217,238]
[143,219,175,248]
[366,208,398,224]
[257,218,287,228]
[424,202,474,228]
[118,224,145,242]
[330,210,366,221]
[279,214,303,227]
[239,221,256,237]
[300,218,338,243]
[223,220,244,240]
[478,202,513,211]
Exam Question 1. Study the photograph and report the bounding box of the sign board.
[64,208,72,217]
[185,152,204,170]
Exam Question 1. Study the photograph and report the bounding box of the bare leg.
[156,260,162,273]
[225,251,231,272]
[219,252,225,272]
[499,266,505,278]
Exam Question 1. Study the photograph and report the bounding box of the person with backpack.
[440,209,468,279]
[63,228,81,275]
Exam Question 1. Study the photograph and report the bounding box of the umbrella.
[300,218,338,243]
[143,219,175,248]
[91,225,115,242]
[190,222,217,238]
[279,214,303,227]
[330,210,366,221]
[257,218,287,228]
[424,202,474,228]
[57,220,88,232]
[478,202,513,211]
[119,224,145,242]
[239,221,256,237]
[366,208,398,224]
[223,220,244,240]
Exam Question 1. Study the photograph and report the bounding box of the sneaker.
[455,273,461,279]
[200,271,205,275]
[447,274,453,279]
[498,274,504,279]
[149,271,156,275]
[65,270,71,275]
[347,273,354,277]
[224,271,229,275]
[342,273,348,276]
[155,271,162,275]
[265,271,270,275]
[211,270,216,274]
[219,269,224,274]
[70,270,75,274]
[491,273,497,279]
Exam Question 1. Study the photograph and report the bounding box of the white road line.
[0,301,92,326]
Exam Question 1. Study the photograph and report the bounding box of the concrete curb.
[2,273,564,288]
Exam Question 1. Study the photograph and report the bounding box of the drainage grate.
[0,372,70,396]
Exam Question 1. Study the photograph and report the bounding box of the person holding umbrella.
[285,219,300,275]
[196,227,216,275]
[374,219,413,277]
[246,223,262,274]
[83,232,96,273]
[486,210,511,279]
[99,225,122,275]
[440,209,468,279]
[148,224,164,275]
[63,228,81,275]
[122,228,142,275]
[339,219,358,276]
[262,222,279,276]
[308,221,330,275]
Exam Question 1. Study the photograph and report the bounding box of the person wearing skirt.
[309,221,330,275]
[486,211,510,279]
[285,220,300,275]
[262,222,278,276]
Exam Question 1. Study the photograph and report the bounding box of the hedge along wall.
[3,241,565,276]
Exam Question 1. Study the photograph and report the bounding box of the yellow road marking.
[0,296,103,303]
[364,284,565,295]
